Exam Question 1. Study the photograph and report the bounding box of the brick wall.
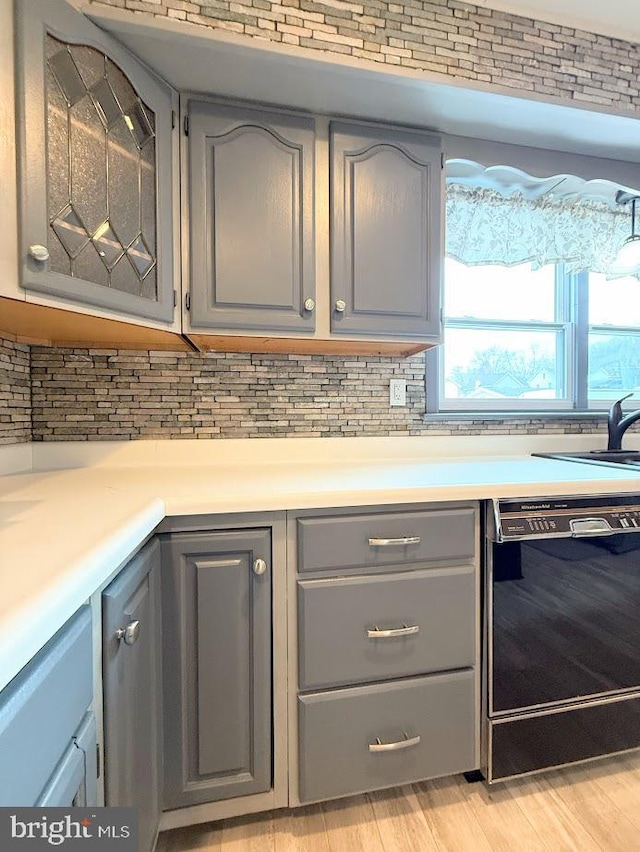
[90,0,640,110]
[30,347,601,440]
[0,337,31,445]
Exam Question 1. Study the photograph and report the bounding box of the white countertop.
[2,436,640,692]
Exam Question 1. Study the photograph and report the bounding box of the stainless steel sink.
[534,449,640,468]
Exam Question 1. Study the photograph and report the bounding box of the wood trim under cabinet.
[0,297,191,351]
[0,297,432,356]
[189,334,431,357]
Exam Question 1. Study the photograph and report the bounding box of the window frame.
[427,266,640,416]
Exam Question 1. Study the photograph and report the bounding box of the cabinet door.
[0,606,92,807]
[188,101,315,333]
[330,121,442,338]
[162,529,272,809]
[103,539,162,852]
[16,0,175,322]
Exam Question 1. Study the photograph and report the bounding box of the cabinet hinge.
[172,110,176,130]
[96,744,101,778]
[183,115,189,136]
[441,151,445,169]
[185,292,191,311]
[173,289,178,307]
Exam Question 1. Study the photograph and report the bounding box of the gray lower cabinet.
[330,121,443,339]
[299,670,476,803]
[298,566,476,691]
[297,507,477,574]
[0,606,96,807]
[102,539,162,851]
[295,505,479,804]
[161,529,272,809]
[188,101,316,333]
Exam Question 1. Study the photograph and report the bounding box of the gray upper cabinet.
[188,100,316,333]
[330,121,443,338]
[16,0,175,322]
[161,529,272,809]
[102,539,162,852]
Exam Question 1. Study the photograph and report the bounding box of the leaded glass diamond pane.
[140,138,156,255]
[110,255,140,295]
[92,221,124,270]
[108,117,139,248]
[69,95,108,235]
[46,62,70,223]
[48,229,71,277]
[70,44,105,90]
[105,59,137,113]
[126,101,154,149]
[127,235,154,278]
[45,35,65,61]
[49,48,86,106]
[140,266,157,301]
[52,205,89,258]
[91,78,121,129]
[74,242,109,287]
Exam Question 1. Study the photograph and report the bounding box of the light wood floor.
[161,751,640,851]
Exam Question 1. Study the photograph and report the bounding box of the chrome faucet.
[607,393,640,450]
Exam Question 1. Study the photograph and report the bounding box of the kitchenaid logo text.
[0,809,136,851]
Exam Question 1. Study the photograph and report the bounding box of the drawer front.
[0,607,93,806]
[298,670,476,803]
[297,508,476,574]
[298,567,475,690]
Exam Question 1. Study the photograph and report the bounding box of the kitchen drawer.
[0,606,93,806]
[36,713,98,807]
[298,566,475,690]
[297,508,476,574]
[298,670,476,803]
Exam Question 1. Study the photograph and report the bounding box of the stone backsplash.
[6,3,632,444]
[90,0,640,111]
[29,347,602,441]
[0,337,31,445]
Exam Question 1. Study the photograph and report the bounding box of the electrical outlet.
[389,379,407,406]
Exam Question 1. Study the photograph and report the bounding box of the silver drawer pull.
[368,536,421,547]
[369,733,421,753]
[367,624,420,639]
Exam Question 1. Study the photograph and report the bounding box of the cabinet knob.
[303,298,315,312]
[253,558,268,576]
[115,620,140,646]
[28,244,50,263]
[334,299,346,313]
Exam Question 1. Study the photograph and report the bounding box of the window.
[430,153,640,415]
[588,273,640,403]
[431,261,640,413]
[437,259,569,411]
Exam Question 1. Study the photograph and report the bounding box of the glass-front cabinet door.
[16,0,176,323]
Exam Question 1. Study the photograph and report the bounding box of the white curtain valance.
[445,183,635,277]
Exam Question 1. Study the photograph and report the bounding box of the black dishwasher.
[484,494,640,782]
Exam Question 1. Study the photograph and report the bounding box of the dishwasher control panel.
[492,495,640,541]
